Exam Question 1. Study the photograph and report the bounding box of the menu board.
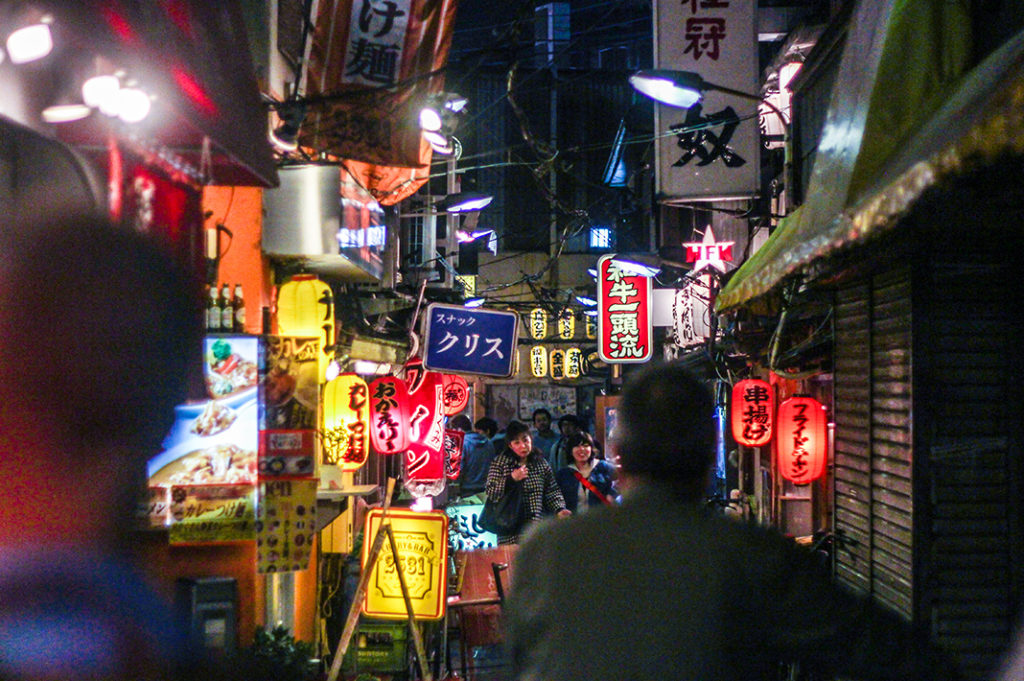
[256,479,318,573]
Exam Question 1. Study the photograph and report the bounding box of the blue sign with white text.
[423,303,519,377]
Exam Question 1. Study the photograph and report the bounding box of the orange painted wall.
[202,186,272,334]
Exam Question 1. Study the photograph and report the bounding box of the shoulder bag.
[572,469,614,506]
[479,480,525,535]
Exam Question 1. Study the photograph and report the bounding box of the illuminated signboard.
[596,254,653,363]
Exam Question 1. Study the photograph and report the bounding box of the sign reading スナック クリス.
[423,303,519,378]
[596,254,653,363]
[654,0,759,201]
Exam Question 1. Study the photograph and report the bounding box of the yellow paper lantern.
[565,347,582,378]
[557,310,575,340]
[322,373,370,472]
[550,348,566,380]
[529,307,548,340]
[530,345,547,378]
[585,313,597,339]
[277,274,334,382]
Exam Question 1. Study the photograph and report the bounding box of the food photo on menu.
[146,336,260,506]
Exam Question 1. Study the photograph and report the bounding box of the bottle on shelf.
[207,284,221,332]
[233,283,245,333]
[220,283,233,332]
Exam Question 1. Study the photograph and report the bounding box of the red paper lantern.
[441,374,469,416]
[777,396,828,485]
[404,359,445,481]
[368,376,409,454]
[730,379,773,447]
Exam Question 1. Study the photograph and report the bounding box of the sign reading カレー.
[597,254,653,363]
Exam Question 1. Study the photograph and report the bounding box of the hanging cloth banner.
[301,0,458,204]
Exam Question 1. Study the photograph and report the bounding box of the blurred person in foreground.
[506,361,962,681]
[485,420,570,545]
[0,215,207,681]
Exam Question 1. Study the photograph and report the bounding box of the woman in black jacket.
[484,420,570,544]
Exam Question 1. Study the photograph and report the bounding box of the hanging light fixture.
[6,18,53,65]
[269,100,307,152]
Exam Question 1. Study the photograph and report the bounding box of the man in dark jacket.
[506,361,962,681]
[450,415,496,497]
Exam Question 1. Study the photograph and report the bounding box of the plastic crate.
[340,619,409,674]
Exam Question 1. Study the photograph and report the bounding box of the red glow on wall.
[172,66,218,117]
[100,5,139,45]
[777,396,828,485]
[730,379,773,447]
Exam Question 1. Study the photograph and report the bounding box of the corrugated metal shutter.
[833,267,914,619]
[924,259,1017,680]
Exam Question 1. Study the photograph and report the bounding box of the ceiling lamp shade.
[114,86,151,123]
[41,98,90,123]
[81,74,121,114]
[323,373,370,471]
[628,69,706,108]
[730,379,773,447]
[6,21,52,65]
[269,101,307,152]
[777,396,828,485]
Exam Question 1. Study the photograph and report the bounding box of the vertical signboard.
[596,255,653,363]
[654,0,759,201]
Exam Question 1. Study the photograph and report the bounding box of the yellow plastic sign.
[362,508,449,620]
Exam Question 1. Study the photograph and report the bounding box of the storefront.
[717,3,1024,677]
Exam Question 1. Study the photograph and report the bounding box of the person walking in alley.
[506,361,962,681]
[555,431,616,513]
[450,414,497,498]
[529,408,558,459]
[485,420,570,545]
[0,215,211,681]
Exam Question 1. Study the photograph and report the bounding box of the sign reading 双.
[423,303,519,377]
[596,254,653,363]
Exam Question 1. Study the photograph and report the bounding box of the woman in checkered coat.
[485,420,570,544]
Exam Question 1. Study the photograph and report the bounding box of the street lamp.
[628,68,788,131]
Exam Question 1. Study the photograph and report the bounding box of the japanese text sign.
[529,308,548,339]
[441,374,470,415]
[529,345,547,377]
[423,303,519,377]
[404,358,445,484]
[730,379,773,447]
[444,428,464,481]
[654,0,758,201]
[323,373,370,472]
[256,479,317,574]
[368,376,409,454]
[597,255,653,363]
[362,509,449,620]
[777,396,828,485]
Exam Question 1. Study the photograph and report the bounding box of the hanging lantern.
[277,274,334,382]
[529,307,548,340]
[443,428,464,481]
[530,346,547,377]
[323,373,370,472]
[557,310,575,340]
[550,348,566,380]
[730,379,773,447]
[404,359,446,495]
[585,313,597,339]
[441,374,469,415]
[777,396,828,485]
[368,376,409,454]
[564,347,582,379]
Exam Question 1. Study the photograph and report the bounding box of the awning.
[717,0,1024,312]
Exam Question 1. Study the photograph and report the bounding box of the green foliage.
[235,625,316,681]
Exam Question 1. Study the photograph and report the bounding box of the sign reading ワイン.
[423,303,519,377]
[597,254,653,363]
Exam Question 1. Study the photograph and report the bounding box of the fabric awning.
[717,0,1024,312]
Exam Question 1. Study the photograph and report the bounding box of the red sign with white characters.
[368,376,410,455]
[404,358,445,481]
[441,374,469,415]
[596,254,653,363]
[777,396,828,485]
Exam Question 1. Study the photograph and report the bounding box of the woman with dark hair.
[556,431,617,513]
[485,420,570,544]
